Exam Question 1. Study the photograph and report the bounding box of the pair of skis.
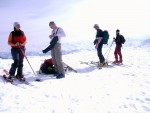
[80,61,123,69]
[1,69,33,86]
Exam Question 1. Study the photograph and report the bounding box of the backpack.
[102,30,109,44]
[39,59,56,74]
[120,35,126,44]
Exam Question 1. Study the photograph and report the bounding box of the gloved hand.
[93,39,98,45]
[42,50,47,54]
[16,42,20,46]
[113,37,116,42]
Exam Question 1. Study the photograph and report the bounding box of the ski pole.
[19,46,41,81]
[106,44,112,60]
[104,40,114,63]
[104,40,114,56]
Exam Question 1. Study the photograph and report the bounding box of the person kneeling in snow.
[42,21,66,79]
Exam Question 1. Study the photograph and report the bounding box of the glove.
[42,50,47,54]
[113,37,116,41]
[93,39,98,45]
[16,42,20,46]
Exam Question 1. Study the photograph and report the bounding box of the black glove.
[113,37,116,42]
[42,50,47,54]
[93,39,98,45]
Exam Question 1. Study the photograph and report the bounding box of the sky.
[0,0,150,52]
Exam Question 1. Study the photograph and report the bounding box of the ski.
[17,80,34,86]
[89,61,129,68]
[2,69,15,84]
[107,61,123,65]
[3,69,9,75]
[63,62,77,73]
[0,74,17,85]
[80,61,98,67]
[3,69,33,86]
[80,61,113,69]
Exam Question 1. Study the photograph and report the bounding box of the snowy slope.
[0,46,150,113]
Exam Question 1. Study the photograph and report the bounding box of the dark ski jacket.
[115,34,122,46]
[42,36,58,53]
[93,29,103,45]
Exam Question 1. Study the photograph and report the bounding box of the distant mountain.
[142,39,150,46]
[1,38,150,59]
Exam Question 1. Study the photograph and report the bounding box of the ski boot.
[117,60,123,64]
[16,75,25,82]
[3,75,14,83]
[112,60,119,64]
[99,61,106,69]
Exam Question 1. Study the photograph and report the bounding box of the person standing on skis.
[113,29,124,64]
[93,24,106,68]
[5,22,26,81]
[42,21,66,79]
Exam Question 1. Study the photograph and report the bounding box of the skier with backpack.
[93,24,108,68]
[113,29,125,64]
[42,21,66,79]
[4,22,27,82]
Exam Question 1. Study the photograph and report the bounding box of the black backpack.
[120,35,126,44]
[102,30,109,44]
[39,59,56,74]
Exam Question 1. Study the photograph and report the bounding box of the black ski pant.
[97,43,105,63]
[9,48,25,76]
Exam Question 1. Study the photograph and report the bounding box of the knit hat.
[116,29,120,32]
[93,24,99,28]
[14,22,20,27]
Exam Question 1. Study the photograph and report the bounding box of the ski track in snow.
[0,47,150,113]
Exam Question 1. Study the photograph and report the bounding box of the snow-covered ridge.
[0,38,149,59]
[142,39,150,47]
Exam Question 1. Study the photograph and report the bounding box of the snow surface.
[0,46,150,113]
[1,0,150,112]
